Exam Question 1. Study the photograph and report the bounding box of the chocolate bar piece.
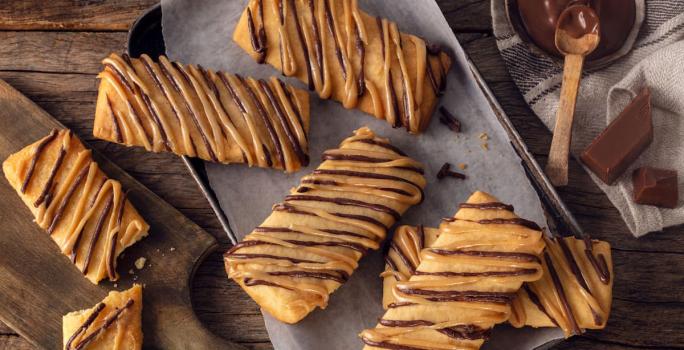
[581,88,652,184]
[632,167,678,208]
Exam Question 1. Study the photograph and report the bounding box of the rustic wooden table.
[0,1,681,349]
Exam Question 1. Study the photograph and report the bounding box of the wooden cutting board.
[0,78,244,350]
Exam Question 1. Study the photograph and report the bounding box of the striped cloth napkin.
[492,1,684,237]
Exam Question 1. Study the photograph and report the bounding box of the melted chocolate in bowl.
[515,0,636,60]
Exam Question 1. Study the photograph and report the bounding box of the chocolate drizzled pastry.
[3,130,149,284]
[93,53,311,173]
[380,223,614,339]
[62,285,143,350]
[233,0,453,134]
[224,127,426,324]
[363,191,545,350]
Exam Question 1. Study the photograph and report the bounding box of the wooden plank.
[0,1,157,31]
[0,78,243,350]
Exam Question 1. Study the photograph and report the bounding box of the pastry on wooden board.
[224,127,426,324]
[93,53,311,173]
[62,284,143,350]
[233,0,453,134]
[3,129,149,284]
[360,191,546,349]
[382,226,613,337]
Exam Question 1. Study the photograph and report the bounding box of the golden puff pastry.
[3,130,149,284]
[224,127,426,324]
[382,226,613,338]
[360,192,546,350]
[510,236,613,337]
[94,53,311,172]
[63,284,143,350]
[233,0,452,133]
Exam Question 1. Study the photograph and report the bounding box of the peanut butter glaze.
[224,127,425,324]
[3,130,149,284]
[93,53,310,173]
[235,0,452,133]
[364,191,545,350]
[514,0,636,60]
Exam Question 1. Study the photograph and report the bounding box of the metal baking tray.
[126,3,584,247]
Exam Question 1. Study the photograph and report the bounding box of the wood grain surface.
[0,1,681,349]
[0,79,245,350]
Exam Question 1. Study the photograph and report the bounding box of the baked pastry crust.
[62,284,143,350]
[94,53,311,172]
[382,226,614,338]
[233,0,453,133]
[510,236,613,337]
[3,130,149,284]
[224,127,426,324]
[360,191,545,349]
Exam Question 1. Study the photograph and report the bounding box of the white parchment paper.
[161,0,565,348]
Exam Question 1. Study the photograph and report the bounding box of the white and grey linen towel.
[492,0,684,237]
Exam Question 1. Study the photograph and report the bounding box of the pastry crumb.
[479,132,489,141]
[129,269,135,275]
[481,143,489,151]
[135,257,147,270]
[170,247,176,252]
[458,163,467,170]
[133,275,139,281]
[113,283,118,288]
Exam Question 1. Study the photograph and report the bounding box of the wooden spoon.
[545,5,600,186]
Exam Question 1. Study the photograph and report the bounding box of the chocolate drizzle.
[396,286,516,304]
[544,252,582,336]
[428,248,541,263]
[285,194,401,220]
[247,0,267,64]
[321,152,423,174]
[476,218,541,231]
[33,145,67,208]
[258,79,309,166]
[254,225,370,240]
[557,236,591,292]
[354,138,407,156]
[523,284,559,327]
[289,0,314,90]
[47,164,90,235]
[583,236,611,284]
[325,0,347,80]
[389,241,416,274]
[104,95,124,143]
[71,299,135,350]
[81,191,114,274]
[459,202,514,211]
[21,129,58,194]
[65,302,106,350]
[268,270,347,284]
[378,319,490,340]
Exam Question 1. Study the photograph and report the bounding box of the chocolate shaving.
[438,106,461,133]
[436,162,465,180]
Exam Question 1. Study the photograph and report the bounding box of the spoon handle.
[546,53,584,186]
